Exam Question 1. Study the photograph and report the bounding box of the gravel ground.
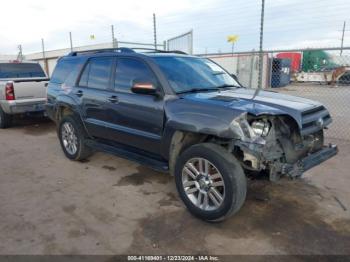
[0,116,349,255]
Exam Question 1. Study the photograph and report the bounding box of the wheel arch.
[55,101,92,138]
[163,128,230,175]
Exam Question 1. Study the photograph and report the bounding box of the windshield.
[152,56,240,93]
[0,63,46,78]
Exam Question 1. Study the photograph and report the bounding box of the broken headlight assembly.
[229,114,270,142]
[250,120,271,137]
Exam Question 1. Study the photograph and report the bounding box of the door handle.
[75,90,84,97]
[108,96,119,103]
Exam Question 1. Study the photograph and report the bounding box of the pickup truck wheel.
[58,115,93,161]
[175,143,247,222]
[0,108,12,129]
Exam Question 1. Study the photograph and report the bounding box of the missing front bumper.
[282,144,338,178]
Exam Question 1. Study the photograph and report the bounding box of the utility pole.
[153,13,157,50]
[17,45,23,61]
[69,32,73,52]
[111,25,118,48]
[255,0,265,97]
[340,21,346,56]
[41,38,49,75]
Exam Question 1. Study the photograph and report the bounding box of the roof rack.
[131,48,188,55]
[68,47,188,57]
[68,47,135,56]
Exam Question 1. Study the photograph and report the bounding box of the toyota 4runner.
[46,48,338,221]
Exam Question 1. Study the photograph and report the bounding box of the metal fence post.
[69,32,73,52]
[153,13,157,50]
[268,52,273,88]
[41,38,49,75]
[189,29,193,55]
[111,25,118,48]
[340,21,346,56]
[257,0,265,92]
[249,50,255,87]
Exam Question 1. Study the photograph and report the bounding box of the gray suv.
[46,48,337,221]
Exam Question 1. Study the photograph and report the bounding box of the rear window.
[50,58,82,85]
[0,63,46,78]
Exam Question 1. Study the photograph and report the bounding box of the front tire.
[58,115,93,161]
[175,143,247,222]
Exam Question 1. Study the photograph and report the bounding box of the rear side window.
[79,57,113,90]
[0,63,46,78]
[115,58,157,91]
[50,58,82,84]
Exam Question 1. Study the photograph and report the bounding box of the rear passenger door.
[75,56,114,139]
[105,57,165,155]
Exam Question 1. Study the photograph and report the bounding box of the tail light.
[5,82,15,100]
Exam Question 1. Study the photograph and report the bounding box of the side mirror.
[131,82,158,95]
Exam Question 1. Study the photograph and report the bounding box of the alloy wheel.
[61,122,78,155]
[182,157,225,211]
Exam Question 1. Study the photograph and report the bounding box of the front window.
[152,56,240,93]
[115,58,157,91]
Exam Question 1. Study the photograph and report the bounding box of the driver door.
[105,57,165,155]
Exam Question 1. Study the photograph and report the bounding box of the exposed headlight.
[251,120,270,137]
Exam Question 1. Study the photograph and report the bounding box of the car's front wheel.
[175,143,247,222]
[58,115,93,161]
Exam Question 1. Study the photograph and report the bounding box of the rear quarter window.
[0,63,46,78]
[50,58,83,85]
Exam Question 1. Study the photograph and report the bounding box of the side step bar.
[85,140,169,172]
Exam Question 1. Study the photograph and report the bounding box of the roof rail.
[67,47,188,56]
[131,48,188,55]
[68,47,135,56]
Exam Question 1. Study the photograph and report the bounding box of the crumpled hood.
[180,88,326,128]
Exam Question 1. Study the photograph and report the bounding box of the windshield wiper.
[177,88,220,94]
[215,84,242,89]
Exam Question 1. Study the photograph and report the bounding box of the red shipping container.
[276,52,302,73]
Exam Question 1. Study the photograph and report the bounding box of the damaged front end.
[228,113,338,181]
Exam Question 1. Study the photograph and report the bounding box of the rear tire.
[175,143,247,222]
[0,108,12,129]
[58,115,93,161]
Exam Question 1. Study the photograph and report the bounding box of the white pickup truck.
[0,61,49,128]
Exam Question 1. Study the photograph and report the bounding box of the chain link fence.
[166,30,193,54]
[204,47,350,141]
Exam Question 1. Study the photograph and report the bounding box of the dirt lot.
[0,117,349,255]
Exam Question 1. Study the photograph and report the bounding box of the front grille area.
[301,106,332,135]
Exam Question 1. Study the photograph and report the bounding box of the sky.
[1,0,350,55]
